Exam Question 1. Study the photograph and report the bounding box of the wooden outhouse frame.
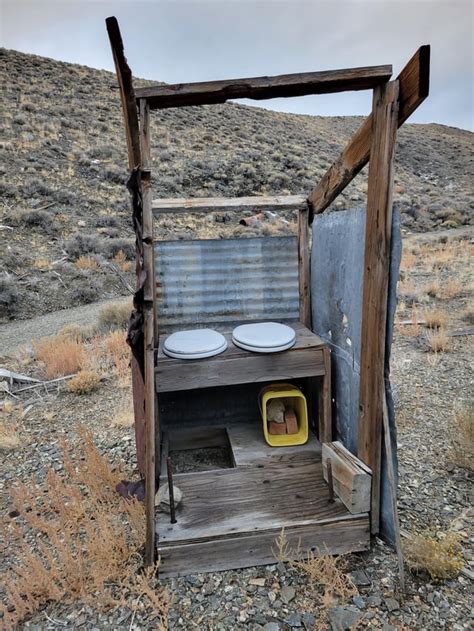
[106,16,430,568]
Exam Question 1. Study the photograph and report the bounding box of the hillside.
[1,48,473,323]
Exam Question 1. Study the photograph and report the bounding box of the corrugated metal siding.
[154,236,299,329]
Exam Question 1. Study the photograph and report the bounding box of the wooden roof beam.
[307,46,430,220]
[135,65,393,109]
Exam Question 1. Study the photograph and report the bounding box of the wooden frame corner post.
[357,80,399,534]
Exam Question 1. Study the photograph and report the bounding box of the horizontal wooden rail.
[307,46,430,220]
[136,65,392,109]
[152,195,308,215]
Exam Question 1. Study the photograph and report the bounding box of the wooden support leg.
[318,346,332,443]
[357,81,399,534]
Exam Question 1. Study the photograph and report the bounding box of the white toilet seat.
[163,329,228,360]
[232,322,296,353]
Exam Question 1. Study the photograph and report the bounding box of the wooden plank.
[357,81,399,534]
[156,345,325,393]
[152,194,307,215]
[157,461,354,542]
[167,427,229,452]
[136,65,392,109]
[227,424,321,467]
[307,46,430,218]
[322,441,372,514]
[105,17,141,168]
[157,516,370,577]
[298,207,311,328]
[318,347,332,443]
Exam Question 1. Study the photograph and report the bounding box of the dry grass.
[112,250,133,272]
[443,278,463,300]
[424,308,448,329]
[32,257,51,270]
[400,250,417,272]
[273,529,356,626]
[0,428,170,629]
[98,301,131,332]
[67,370,101,395]
[398,305,422,338]
[83,331,130,383]
[424,278,441,298]
[105,330,130,378]
[447,400,473,471]
[111,390,135,427]
[74,255,99,270]
[404,531,464,580]
[425,327,450,353]
[58,323,96,342]
[0,402,24,452]
[33,335,85,379]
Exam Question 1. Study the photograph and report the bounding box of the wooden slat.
[318,347,332,443]
[155,324,326,393]
[105,17,141,168]
[136,65,393,109]
[298,206,311,328]
[307,46,430,219]
[152,194,307,215]
[357,81,399,534]
[322,441,372,514]
[157,516,369,577]
[139,97,157,566]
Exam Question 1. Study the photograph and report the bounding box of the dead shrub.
[112,250,133,272]
[426,327,450,353]
[98,301,131,332]
[424,278,441,298]
[33,335,85,378]
[404,531,464,580]
[443,278,463,300]
[58,323,96,342]
[0,402,24,451]
[447,400,473,471]
[74,255,99,270]
[112,391,134,427]
[273,529,356,625]
[67,370,101,394]
[424,308,448,329]
[105,330,130,378]
[398,305,422,338]
[0,428,170,628]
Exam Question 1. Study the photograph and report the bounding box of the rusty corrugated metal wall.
[154,235,299,331]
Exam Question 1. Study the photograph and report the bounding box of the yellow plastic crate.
[259,383,308,447]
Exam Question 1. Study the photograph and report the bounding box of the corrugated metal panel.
[154,236,299,329]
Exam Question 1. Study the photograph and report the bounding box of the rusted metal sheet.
[154,236,299,330]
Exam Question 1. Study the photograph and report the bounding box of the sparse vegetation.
[75,255,99,270]
[0,429,170,629]
[404,531,464,580]
[33,335,85,378]
[67,369,101,394]
[425,327,450,353]
[98,301,131,332]
[424,308,448,329]
[447,400,473,471]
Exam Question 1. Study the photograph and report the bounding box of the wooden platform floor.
[156,424,370,576]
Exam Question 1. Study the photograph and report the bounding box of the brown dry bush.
[443,278,463,300]
[447,400,473,471]
[404,531,464,580]
[74,255,99,270]
[424,308,448,329]
[33,335,85,379]
[67,370,101,394]
[112,250,133,272]
[273,529,356,626]
[425,327,450,353]
[0,402,24,452]
[57,323,97,342]
[0,428,170,629]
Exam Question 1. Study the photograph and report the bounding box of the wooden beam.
[357,80,399,533]
[136,65,392,109]
[139,98,157,566]
[105,17,141,168]
[322,441,372,514]
[152,194,307,215]
[318,347,332,444]
[307,46,430,219]
[298,206,311,328]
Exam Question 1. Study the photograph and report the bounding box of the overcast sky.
[2,1,473,130]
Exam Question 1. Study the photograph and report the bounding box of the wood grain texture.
[307,46,430,218]
[105,17,141,168]
[155,324,326,393]
[136,65,392,109]
[152,195,307,215]
[157,517,370,577]
[298,207,311,328]
[357,81,399,534]
[318,347,332,443]
[322,441,372,514]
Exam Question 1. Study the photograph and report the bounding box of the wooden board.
[136,65,392,109]
[227,424,321,467]
[307,46,430,218]
[322,441,372,514]
[155,323,326,393]
[152,194,307,215]
[157,516,370,577]
[298,207,311,328]
[357,81,399,533]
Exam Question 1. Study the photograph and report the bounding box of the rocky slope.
[1,48,473,322]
